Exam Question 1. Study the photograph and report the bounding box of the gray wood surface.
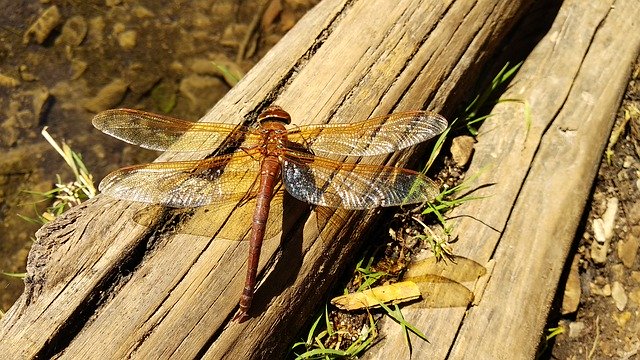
[364,0,640,359]
[0,0,557,358]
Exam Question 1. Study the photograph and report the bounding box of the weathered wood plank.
[364,0,640,359]
[0,0,534,359]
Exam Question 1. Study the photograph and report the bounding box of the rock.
[83,79,128,112]
[56,15,88,46]
[220,23,248,47]
[128,74,161,96]
[568,321,585,338]
[18,65,37,81]
[262,0,283,30]
[191,56,244,87]
[590,239,609,263]
[0,116,20,146]
[132,6,154,18]
[29,87,51,121]
[210,2,235,21]
[611,263,626,282]
[561,254,581,315]
[169,61,185,73]
[611,281,628,311]
[617,233,639,268]
[0,73,20,87]
[628,287,640,306]
[117,30,137,49]
[285,0,315,8]
[613,311,631,327]
[590,282,611,296]
[178,74,227,114]
[450,135,475,167]
[602,197,618,239]
[23,5,62,44]
[591,198,618,263]
[112,22,126,35]
[70,59,88,80]
[629,203,640,228]
[191,13,212,29]
[593,218,606,243]
[190,58,218,74]
[87,16,105,46]
[279,9,297,32]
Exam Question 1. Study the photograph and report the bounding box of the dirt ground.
[547,59,640,359]
[1,2,638,359]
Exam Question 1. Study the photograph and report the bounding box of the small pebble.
[56,15,88,46]
[117,30,137,49]
[561,254,581,314]
[611,281,628,311]
[617,234,639,268]
[590,282,611,296]
[593,218,606,244]
[568,321,585,338]
[602,197,618,240]
[628,287,640,306]
[450,135,475,168]
[83,78,128,112]
[0,73,20,87]
[613,311,631,327]
[23,5,62,44]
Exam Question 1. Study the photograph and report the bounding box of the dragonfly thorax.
[257,105,291,125]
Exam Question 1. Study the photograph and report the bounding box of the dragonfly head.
[258,105,291,125]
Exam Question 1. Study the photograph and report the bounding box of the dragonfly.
[92,105,448,322]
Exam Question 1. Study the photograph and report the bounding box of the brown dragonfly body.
[240,107,291,321]
[93,105,447,322]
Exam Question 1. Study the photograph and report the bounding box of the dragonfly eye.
[258,105,292,125]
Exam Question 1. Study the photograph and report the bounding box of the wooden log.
[0,0,536,359]
[364,0,640,359]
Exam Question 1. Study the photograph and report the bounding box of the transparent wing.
[287,111,447,157]
[281,151,439,209]
[92,108,262,151]
[99,152,261,207]
[132,187,290,241]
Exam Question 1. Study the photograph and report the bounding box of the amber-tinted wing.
[92,108,262,152]
[281,151,439,209]
[132,187,291,241]
[99,152,261,207]
[287,111,447,157]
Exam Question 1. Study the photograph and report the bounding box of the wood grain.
[0,0,540,358]
[364,0,640,359]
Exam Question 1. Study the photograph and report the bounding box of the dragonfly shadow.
[131,188,322,318]
[250,192,311,317]
[132,187,292,242]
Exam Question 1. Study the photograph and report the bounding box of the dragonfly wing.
[132,187,291,241]
[281,151,439,209]
[287,111,447,157]
[99,152,261,207]
[92,108,260,152]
